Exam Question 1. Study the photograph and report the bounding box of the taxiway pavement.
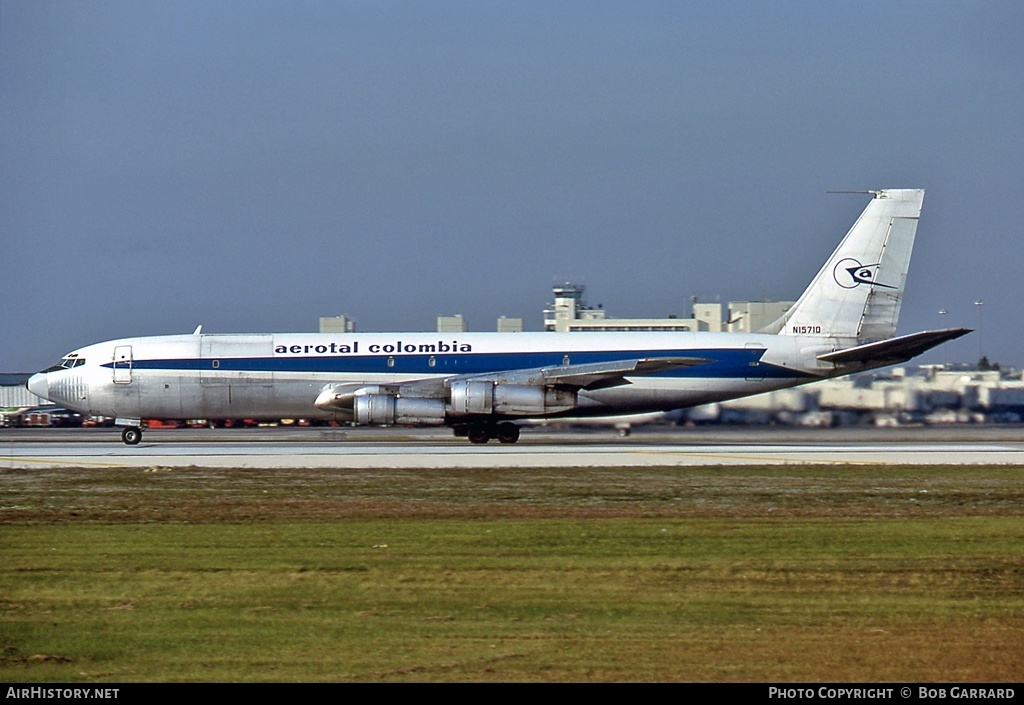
[3,426,1024,469]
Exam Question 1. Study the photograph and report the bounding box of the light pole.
[939,308,947,367]
[974,300,984,367]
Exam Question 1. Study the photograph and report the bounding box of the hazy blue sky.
[3,1,1021,371]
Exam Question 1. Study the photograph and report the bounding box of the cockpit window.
[42,355,86,373]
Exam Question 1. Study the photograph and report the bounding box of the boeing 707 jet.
[28,189,969,444]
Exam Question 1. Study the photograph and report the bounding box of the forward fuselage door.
[112,345,133,384]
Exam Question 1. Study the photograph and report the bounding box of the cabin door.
[112,345,133,384]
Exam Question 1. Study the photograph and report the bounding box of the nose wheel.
[121,426,142,445]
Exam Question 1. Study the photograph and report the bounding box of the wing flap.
[470,356,711,390]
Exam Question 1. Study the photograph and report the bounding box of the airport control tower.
[543,283,607,331]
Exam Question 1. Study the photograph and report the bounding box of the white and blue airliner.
[28,189,969,445]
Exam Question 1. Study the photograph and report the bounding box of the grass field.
[2,464,1023,682]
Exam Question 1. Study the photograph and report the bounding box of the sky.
[2,0,1022,372]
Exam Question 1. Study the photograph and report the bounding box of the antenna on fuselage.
[192,325,203,335]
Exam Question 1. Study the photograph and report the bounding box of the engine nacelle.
[354,394,446,426]
[449,380,493,414]
[448,380,577,417]
[353,383,578,426]
[494,384,577,415]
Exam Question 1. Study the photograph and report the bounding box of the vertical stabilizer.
[769,189,923,343]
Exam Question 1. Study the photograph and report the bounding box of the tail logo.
[833,258,896,290]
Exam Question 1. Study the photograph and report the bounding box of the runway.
[4,425,1024,469]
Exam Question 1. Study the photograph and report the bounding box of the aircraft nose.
[27,373,49,401]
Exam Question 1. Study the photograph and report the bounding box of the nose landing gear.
[120,426,142,445]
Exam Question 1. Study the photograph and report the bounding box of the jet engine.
[340,379,578,426]
[353,394,446,425]
[448,380,576,417]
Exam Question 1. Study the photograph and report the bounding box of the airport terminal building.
[542,282,792,334]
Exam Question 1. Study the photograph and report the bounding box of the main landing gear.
[120,426,143,445]
[454,421,521,444]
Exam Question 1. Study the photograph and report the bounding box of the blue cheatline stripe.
[103,348,815,380]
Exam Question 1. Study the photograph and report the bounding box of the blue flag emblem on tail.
[833,258,897,290]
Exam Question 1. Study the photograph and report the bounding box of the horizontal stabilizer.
[817,328,972,367]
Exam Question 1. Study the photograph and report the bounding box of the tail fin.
[767,189,924,343]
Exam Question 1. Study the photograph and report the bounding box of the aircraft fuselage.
[29,330,826,424]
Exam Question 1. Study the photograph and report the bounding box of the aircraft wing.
[462,356,709,390]
[401,356,711,396]
[817,328,972,367]
[314,356,710,412]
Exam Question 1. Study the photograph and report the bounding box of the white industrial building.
[496,316,524,333]
[437,314,468,333]
[437,314,523,333]
[319,315,356,333]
